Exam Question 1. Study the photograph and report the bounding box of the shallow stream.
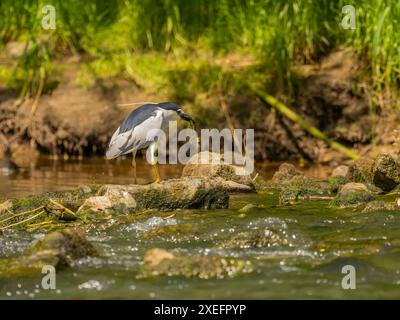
[0,157,399,299]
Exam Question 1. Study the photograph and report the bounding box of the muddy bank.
[1,49,398,163]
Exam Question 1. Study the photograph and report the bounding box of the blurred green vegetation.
[0,0,399,104]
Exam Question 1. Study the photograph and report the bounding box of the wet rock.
[252,176,271,191]
[138,248,253,279]
[331,182,374,208]
[331,165,349,177]
[346,158,374,184]
[9,184,100,214]
[279,175,334,205]
[238,204,265,213]
[272,163,303,182]
[328,175,348,193]
[372,154,400,192]
[219,180,255,193]
[82,178,229,213]
[0,229,98,278]
[361,201,397,213]
[143,223,200,239]
[220,228,283,248]
[181,151,254,188]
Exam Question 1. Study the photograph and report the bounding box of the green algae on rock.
[238,203,266,213]
[86,178,230,212]
[220,228,283,249]
[372,154,400,192]
[361,200,398,213]
[1,178,233,232]
[346,158,374,184]
[181,151,254,189]
[138,248,253,279]
[278,175,334,205]
[142,223,201,239]
[328,175,348,193]
[0,229,98,278]
[0,185,100,232]
[272,163,303,182]
[331,182,374,208]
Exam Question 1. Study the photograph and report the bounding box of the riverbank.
[1,153,400,299]
[1,48,399,165]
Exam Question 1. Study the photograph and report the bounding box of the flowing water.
[0,157,399,299]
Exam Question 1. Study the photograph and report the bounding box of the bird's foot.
[154,177,161,184]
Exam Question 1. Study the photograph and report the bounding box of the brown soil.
[0,50,398,163]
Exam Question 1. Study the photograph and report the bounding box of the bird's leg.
[148,141,161,183]
[131,150,137,184]
[153,163,161,184]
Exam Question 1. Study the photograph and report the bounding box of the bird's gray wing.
[106,107,164,159]
[118,104,159,134]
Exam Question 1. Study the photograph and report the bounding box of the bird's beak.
[179,112,195,124]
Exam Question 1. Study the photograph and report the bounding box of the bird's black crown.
[157,102,181,111]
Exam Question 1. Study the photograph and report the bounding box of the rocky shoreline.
[1,152,400,279]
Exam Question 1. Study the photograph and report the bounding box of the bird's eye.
[177,109,182,114]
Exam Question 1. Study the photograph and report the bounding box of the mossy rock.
[238,203,265,213]
[181,151,254,188]
[0,229,98,278]
[361,200,398,213]
[142,223,200,239]
[9,185,100,213]
[330,182,374,208]
[220,228,283,249]
[272,163,303,182]
[346,158,374,184]
[92,178,229,212]
[1,179,231,232]
[252,176,271,191]
[372,154,400,192]
[279,175,334,205]
[138,248,253,279]
[328,175,348,193]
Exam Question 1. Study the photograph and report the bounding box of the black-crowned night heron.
[105,102,194,183]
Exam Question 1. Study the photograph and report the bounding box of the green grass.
[0,0,400,102]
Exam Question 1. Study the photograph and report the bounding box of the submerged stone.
[138,248,253,279]
[0,229,98,278]
[278,175,333,205]
[238,204,265,213]
[181,151,254,188]
[220,228,283,248]
[143,223,200,239]
[331,182,374,208]
[361,200,397,213]
[372,154,400,192]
